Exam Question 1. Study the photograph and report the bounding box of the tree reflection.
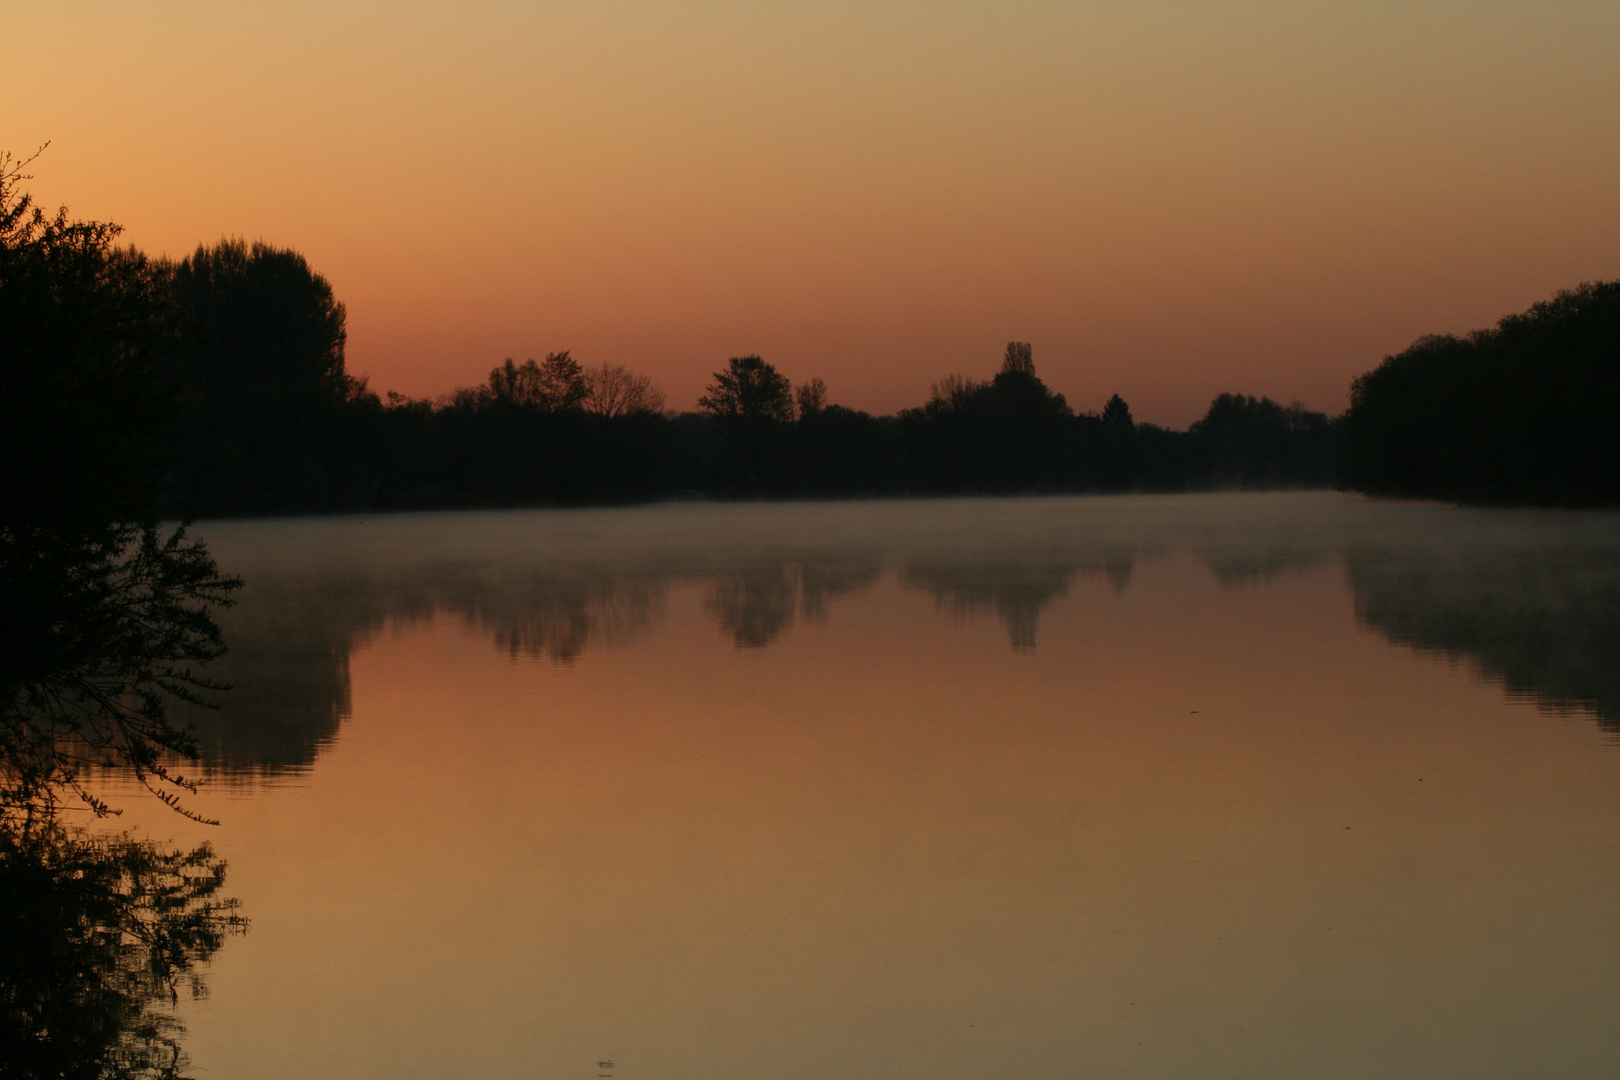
[447,571,665,662]
[164,572,393,776]
[172,502,1620,778]
[706,558,881,647]
[706,564,802,648]
[1205,551,1328,589]
[0,813,245,1079]
[902,556,1134,653]
[0,526,249,1076]
[904,562,1075,653]
[172,563,672,772]
[1347,544,1620,731]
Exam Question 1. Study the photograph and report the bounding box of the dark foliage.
[0,160,171,541]
[698,356,798,494]
[698,354,795,423]
[0,195,1341,514]
[900,345,1081,493]
[0,817,245,1080]
[1191,393,1342,489]
[157,239,361,514]
[0,526,239,820]
[0,151,240,819]
[1344,282,1620,505]
[151,330,1342,513]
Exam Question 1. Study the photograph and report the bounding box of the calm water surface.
[105,493,1620,1079]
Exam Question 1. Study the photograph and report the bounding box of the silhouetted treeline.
[128,244,1342,513]
[1345,281,1620,506]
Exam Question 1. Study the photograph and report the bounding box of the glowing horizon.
[14,1,1620,426]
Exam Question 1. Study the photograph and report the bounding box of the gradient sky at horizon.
[13,1,1620,425]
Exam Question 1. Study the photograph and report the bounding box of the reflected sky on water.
[108,493,1620,1079]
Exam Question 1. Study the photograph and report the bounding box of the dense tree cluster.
[1,149,238,819]
[126,253,1345,512]
[1344,282,1620,505]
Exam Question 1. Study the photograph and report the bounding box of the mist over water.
[182,492,1620,772]
[125,493,1620,1078]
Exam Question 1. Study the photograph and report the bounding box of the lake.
[100,492,1620,1079]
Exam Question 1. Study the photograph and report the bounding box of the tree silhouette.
[904,342,1076,492]
[159,238,362,513]
[1,147,173,538]
[583,362,666,417]
[1190,393,1338,489]
[10,145,1360,514]
[164,239,352,411]
[795,377,828,417]
[699,355,795,422]
[1102,394,1134,429]
[1002,341,1035,377]
[485,352,588,411]
[695,356,797,493]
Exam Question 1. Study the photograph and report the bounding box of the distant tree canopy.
[1192,393,1341,489]
[584,362,665,418]
[903,342,1080,492]
[1345,281,1620,505]
[129,302,1343,512]
[483,352,588,411]
[795,377,828,417]
[1001,340,1035,377]
[699,355,796,423]
[1102,394,1134,429]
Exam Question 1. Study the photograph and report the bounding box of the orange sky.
[14,2,1620,426]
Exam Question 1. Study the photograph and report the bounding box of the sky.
[12,1,1620,426]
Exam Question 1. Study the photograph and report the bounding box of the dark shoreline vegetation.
[99,239,1620,517]
[1344,281,1620,506]
[151,252,1346,515]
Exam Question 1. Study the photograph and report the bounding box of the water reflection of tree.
[902,557,1133,653]
[0,815,245,1079]
[705,558,882,647]
[169,574,411,776]
[0,527,250,1074]
[1205,551,1328,589]
[177,503,1620,778]
[1347,546,1620,731]
[176,563,674,770]
[443,571,665,663]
